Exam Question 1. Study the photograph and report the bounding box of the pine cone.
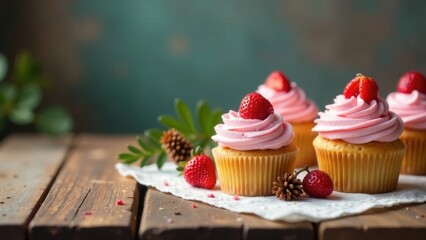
[160,128,193,164]
[272,172,303,201]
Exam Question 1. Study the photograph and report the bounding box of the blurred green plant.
[0,51,73,136]
[118,99,222,169]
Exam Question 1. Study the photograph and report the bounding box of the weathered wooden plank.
[0,134,72,240]
[29,135,140,240]
[318,203,426,240]
[242,214,314,240]
[139,188,242,240]
[140,188,315,240]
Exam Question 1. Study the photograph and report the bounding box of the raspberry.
[397,71,426,94]
[302,169,333,198]
[238,92,274,120]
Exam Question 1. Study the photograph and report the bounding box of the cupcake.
[211,92,298,196]
[257,71,318,168]
[387,71,426,175]
[312,74,406,193]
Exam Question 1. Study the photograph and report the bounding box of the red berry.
[265,71,292,92]
[183,154,216,189]
[302,170,333,198]
[397,71,426,94]
[343,74,378,104]
[359,77,379,104]
[238,92,274,120]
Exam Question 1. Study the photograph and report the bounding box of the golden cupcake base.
[313,136,406,194]
[212,144,298,196]
[292,122,317,168]
[400,128,426,175]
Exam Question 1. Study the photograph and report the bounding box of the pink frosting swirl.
[312,95,404,144]
[257,82,318,123]
[387,90,426,130]
[211,110,294,151]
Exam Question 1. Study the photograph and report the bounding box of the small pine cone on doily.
[160,128,193,164]
[272,172,304,201]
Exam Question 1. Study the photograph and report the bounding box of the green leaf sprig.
[0,51,73,136]
[159,99,223,149]
[118,129,167,169]
[118,99,222,169]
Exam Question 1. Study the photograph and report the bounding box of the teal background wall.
[2,0,426,133]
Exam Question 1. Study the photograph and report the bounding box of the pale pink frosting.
[211,110,294,151]
[387,90,426,130]
[257,82,318,123]
[312,95,404,144]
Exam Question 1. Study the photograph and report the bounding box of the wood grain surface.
[139,188,242,240]
[29,135,140,240]
[0,134,72,240]
[242,213,314,240]
[1,134,425,240]
[140,188,315,240]
[318,203,426,240]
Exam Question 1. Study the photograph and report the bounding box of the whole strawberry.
[238,92,274,120]
[303,169,333,198]
[178,147,217,189]
[343,73,379,104]
[265,71,292,92]
[397,71,426,94]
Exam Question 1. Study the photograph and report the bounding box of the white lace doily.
[115,162,426,222]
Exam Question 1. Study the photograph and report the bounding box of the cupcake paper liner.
[400,128,426,175]
[212,146,298,196]
[292,122,317,168]
[314,137,406,194]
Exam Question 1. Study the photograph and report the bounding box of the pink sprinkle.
[167,218,174,224]
[233,195,240,201]
[83,211,93,216]
[163,180,169,187]
[191,205,197,209]
[116,199,124,205]
[207,193,215,198]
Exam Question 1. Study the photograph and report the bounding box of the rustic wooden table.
[0,134,425,240]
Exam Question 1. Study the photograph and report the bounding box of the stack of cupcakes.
[210,71,423,196]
